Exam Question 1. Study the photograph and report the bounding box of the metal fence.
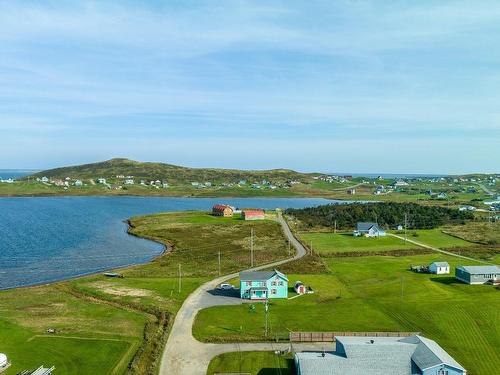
[289,331,419,342]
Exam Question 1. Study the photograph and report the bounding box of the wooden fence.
[289,331,419,342]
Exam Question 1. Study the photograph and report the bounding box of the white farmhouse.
[429,262,450,274]
[353,222,386,237]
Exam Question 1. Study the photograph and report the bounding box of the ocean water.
[0,196,335,290]
[0,169,39,180]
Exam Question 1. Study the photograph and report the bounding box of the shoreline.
[0,191,325,199]
[0,220,170,292]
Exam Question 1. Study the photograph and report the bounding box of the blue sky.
[1,0,499,173]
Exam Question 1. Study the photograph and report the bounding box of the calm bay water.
[0,196,334,290]
[0,169,39,180]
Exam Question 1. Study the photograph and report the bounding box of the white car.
[219,283,234,290]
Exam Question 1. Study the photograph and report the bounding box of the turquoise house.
[239,269,288,300]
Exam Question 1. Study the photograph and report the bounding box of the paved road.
[388,233,491,264]
[478,183,495,196]
[159,213,314,375]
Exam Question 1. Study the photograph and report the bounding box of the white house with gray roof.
[295,335,466,375]
[429,262,450,274]
[455,265,500,285]
[354,222,386,237]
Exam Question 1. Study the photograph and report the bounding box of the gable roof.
[430,262,449,267]
[457,265,500,274]
[240,269,288,281]
[242,209,265,216]
[401,336,465,371]
[296,336,416,375]
[295,335,465,375]
[212,204,232,211]
[357,222,382,232]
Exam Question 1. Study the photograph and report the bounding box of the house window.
[246,281,251,286]
[438,370,448,375]
[271,289,277,295]
[278,281,284,286]
[271,281,277,286]
[261,282,266,287]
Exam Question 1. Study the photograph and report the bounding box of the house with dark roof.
[353,222,386,237]
[239,269,288,300]
[455,265,500,285]
[294,335,466,375]
[212,204,234,217]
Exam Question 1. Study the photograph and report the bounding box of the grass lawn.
[399,228,478,248]
[193,254,499,375]
[0,210,290,375]
[126,211,289,277]
[207,351,294,375]
[299,232,420,254]
[0,285,146,374]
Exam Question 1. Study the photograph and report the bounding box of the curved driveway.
[159,213,317,375]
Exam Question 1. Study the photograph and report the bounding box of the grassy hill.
[28,158,315,184]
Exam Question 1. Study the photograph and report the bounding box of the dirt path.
[159,213,313,375]
[387,233,491,264]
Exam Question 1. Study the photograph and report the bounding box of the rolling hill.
[28,158,316,184]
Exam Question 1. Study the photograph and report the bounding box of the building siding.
[240,274,288,299]
[423,364,466,375]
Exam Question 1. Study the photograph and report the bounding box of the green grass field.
[400,228,478,248]
[0,285,146,374]
[207,351,294,375]
[126,211,288,277]
[298,228,477,256]
[0,210,290,375]
[299,232,419,254]
[194,253,499,375]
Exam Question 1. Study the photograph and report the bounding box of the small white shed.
[294,281,307,295]
[429,262,450,274]
[0,353,8,368]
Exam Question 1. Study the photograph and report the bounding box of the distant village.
[16,175,303,192]
[1,172,499,214]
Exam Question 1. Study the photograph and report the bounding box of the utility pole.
[264,298,269,337]
[250,228,254,267]
[218,251,221,276]
[404,213,408,242]
[401,275,404,301]
[178,264,182,293]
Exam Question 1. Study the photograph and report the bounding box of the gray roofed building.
[455,265,500,285]
[356,222,379,231]
[295,335,466,375]
[239,269,288,281]
[457,265,499,274]
[401,335,464,372]
[354,222,386,237]
[431,262,449,267]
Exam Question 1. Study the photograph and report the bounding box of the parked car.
[218,283,234,290]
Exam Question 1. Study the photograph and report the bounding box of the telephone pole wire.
[250,228,254,267]
[178,264,182,293]
[218,251,221,276]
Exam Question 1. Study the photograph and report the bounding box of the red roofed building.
[242,209,265,220]
[212,204,234,217]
